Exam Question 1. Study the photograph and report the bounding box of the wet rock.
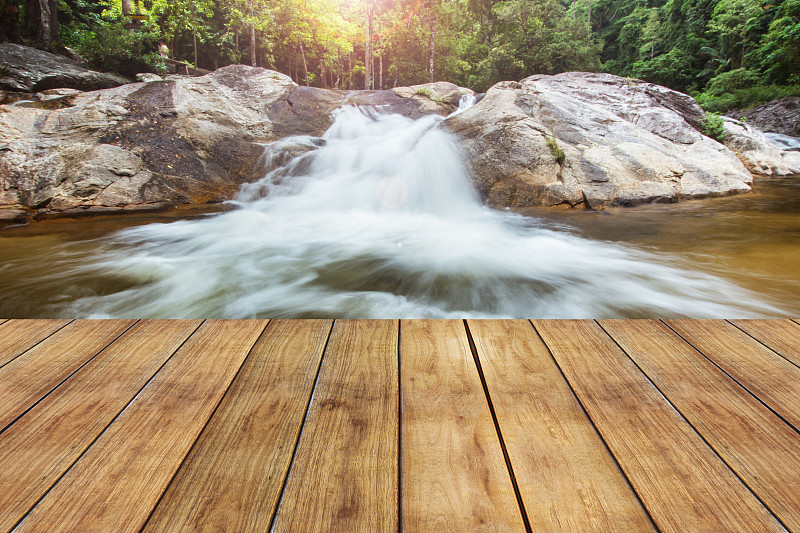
[722,118,800,175]
[0,43,129,92]
[444,72,753,208]
[728,97,800,137]
[0,208,30,225]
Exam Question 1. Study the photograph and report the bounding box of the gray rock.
[728,97,800,136]
[136,73,163,83]
[722,118,800,175]
[0,43,130,92]
[444,72,753,208]
[0,64,472,218]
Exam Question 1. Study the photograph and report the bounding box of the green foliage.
[701,111,726,141]
[64,20,166,75]
[545,135,565,164]
[5,0,793,100]
[758,0,800,83]
[704,68,761,94]
[695,83,800,112]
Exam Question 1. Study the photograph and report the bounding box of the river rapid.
[1,104,797,318]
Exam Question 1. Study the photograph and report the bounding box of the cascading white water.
[765,132,800,152]
[68,105,781,318]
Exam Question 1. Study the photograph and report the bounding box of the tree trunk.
[299,42,310,86]
[378,24,383,89]
[320,54,326,88]
[365,5,373,90]
[249,25,256,66]
[48,0,59,45]
[26,0,51,45]
[121,0,132,15]
[348,51,352,89]
[428,5,435,83]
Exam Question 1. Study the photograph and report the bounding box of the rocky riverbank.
[1,44,799,224]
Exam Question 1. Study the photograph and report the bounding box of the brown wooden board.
[143,319,332,533]
[533,320,785,533]
[13,320,267,533]
[467,319,655,532]
[729,319,800,367]
[401,319,524,532]
[0,319,71,368]
[600,319,800,531]
[666,319,800,431]
[0,320,201,532]
[0,319,136,432]
[271,320,399,533]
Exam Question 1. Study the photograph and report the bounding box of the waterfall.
[67,105,780,318]
[765,132,800,152]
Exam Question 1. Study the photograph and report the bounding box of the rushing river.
[1,105,798,318]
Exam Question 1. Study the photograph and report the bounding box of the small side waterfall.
[765,132,800,152]
[66,105,781,318]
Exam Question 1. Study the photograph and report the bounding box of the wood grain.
[13,319,267,533]
[143,319,332,533]
[0,319,71,367]
[401,319,524,532]
[0,319,136,432]
[600,319,800,531]
[0,320,201,532]
[467,319,654,532]
[533,319,784,533]
[729,319,800,367]
[666,319,800,430]
[272,320,399,533]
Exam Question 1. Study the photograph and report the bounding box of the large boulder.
[0,65,472,221]
[0,65,296,217]
[722,117,800,175]
[444,73,755,208]
[728,97,800,137]
[0,43,129,92]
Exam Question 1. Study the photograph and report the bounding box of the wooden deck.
[0,319,799,532]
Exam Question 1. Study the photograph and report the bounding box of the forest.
[2,0,799,112]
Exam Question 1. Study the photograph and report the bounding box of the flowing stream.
[1,105,792,318]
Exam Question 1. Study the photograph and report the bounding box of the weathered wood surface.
[0,319,136,432]
[13,320,267,533]
[0,319,71,367]
[730,319,800,367]
[144,319,331,533]
[401,319,524,532]
[0,320,201,533]
[666,319,800,431]
[0,319,797,533]
[467,319,654,532]
[533,319,785,533]
[271,320,399,533]
[600,319,800,531]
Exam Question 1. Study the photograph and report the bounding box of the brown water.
[1,178,798,318]
[518,176,800,315]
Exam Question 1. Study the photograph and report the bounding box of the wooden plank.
[271,320,399,533]
[666,319,800,431]
[401,319,524,532]
[13,319,267,533]
[143,319,332,533]
[600,319,800,531]
[533,320,785,533]
[0,319,71,367]
[729,319,800,367]
[467,319,654,532]
[0,319,136,432]
[0,320,201,532]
